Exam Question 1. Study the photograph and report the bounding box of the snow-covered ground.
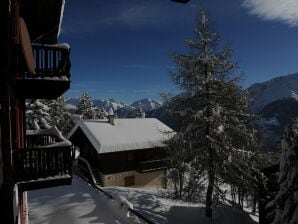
[28,175,258,224]
[28,176,135,224]
[104,186,258,224]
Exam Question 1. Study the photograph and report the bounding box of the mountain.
[247,72,298,151]
[256,97,298,151]
[93,99,129,112]
[64,97,128,112]
[115,99,162,118]
[64,97,162,117]
[130,98,162,111]
[64,97,80,106]
[247,72,298,113]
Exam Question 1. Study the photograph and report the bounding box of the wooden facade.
[0,0,72,223]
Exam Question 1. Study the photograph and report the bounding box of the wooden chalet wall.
[70,128,100,166]
[99,148,165,174]
[0,0,21,223]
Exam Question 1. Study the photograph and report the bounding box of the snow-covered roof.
[68,118,174,154]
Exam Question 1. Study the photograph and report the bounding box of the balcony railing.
[17,43,70,79]
[13,127,73,183]
[16,43,71,99]
[137,159,168,173]
[13,146,73,182]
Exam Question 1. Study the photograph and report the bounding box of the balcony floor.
[16,77,70,99]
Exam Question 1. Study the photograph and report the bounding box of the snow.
[49,43,70,50]
[27,126,72,147]
[25,75,69,81]
[130,98,162,112]
[65,103,77,110]
[290,90,298,100]
[109,108,115,116]
[57,0,65,38]
[27,176,258,224]
[103,186,258,224]
[68,118,174,154]
[65,97,161,115]
[28,176,134,224]
[248,72,298,113]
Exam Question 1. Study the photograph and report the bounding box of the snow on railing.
[77,157,98,185]
[13,127,74,182]
[26,126,71,148]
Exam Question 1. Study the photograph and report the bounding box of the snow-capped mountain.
[246,72,298,151]
[65,98,128,112]
[130,98,162,111]
[64,97,162,116]
[93,99,129,112]
[115,99,162,118]
[64,97,80,106]
[256,97,298,151]
[247,72,298,113]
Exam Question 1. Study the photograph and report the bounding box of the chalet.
[0,0,73,223]
[68,114,174,188]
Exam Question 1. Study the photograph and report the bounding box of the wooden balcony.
[137,159,168,173]
[16,44,71,99]
[13,128,74,191]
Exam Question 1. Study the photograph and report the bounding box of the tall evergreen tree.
[167,11,262,219]
[26,99,51,130]
[78,92,97,119]
[271,119,298,224]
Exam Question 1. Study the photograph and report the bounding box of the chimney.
[108,108,115,125]
[141,112,146,118]
[135,107,143,118]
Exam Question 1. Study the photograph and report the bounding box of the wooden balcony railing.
[16,43,71,99]
[137,159,168,173]
[17,43,70,78]
[13,127,73,182]
[26,134,61,148]
[33,44,70,78]
[13,146,73,182]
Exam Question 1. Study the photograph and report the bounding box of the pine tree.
[48,97,74,136]
[26,99,52,130]
[271,119,298,224]
[167,11,262,219]
[78,92,97,119]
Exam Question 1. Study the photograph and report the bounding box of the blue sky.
[60,0,298,103]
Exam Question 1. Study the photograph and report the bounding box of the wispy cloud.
[242,0,298,26]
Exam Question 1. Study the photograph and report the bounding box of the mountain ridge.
[64,97,162,114]
[247,72,298,113]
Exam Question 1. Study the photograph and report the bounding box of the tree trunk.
[179,172,183,199]
[206,148,215,218]
[206,158,214,219]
